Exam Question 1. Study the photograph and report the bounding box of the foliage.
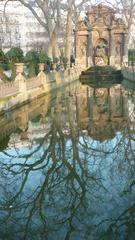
[0,49,9,71]
[38,51,50,63]
[46,57,52,66]
[0,49,7,62]
[6,47,24,63]
[6,47,24,80]
[24,50,39,64]
[9,63,16,80]
[24,50,39,77]
[53,57,59,64]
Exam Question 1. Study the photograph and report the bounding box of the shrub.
[0,49,7,62]
[24,50,39,64]
[0,49,9,71]
[46,57,52,67]
[6,47,24,63]
[24,50,39,77]
[38,51,49,63]
[6,47,24,80]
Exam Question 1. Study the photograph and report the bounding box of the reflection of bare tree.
[0,101,90,239]
[0,84,135,239]
[97,199,135,239]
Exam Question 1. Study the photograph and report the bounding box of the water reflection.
[0,82,135,240]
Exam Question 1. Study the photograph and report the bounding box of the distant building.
[0,1,49,53]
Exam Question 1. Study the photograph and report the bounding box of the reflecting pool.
[0,80,135,240]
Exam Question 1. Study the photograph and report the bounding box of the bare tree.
[105,0,135,53]
[1,0,61,57]
[1,0,91,62]
[64,0,91,65]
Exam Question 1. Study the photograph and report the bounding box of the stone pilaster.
[88,28,94,66]
[122,33,128,65]
[109,30,115,66]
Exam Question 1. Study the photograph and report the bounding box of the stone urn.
[39,63,45,71]
[15,63,24,75]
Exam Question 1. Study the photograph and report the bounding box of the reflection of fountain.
[77,84,129,141]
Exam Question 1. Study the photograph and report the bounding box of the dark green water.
[0,80,135,240]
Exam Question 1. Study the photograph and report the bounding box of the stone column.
[109,30,115,66]
[123,32,128,56]
[122,32,128,66]
[74,30,77,59]
[88,27,94,66]
[74,31,79,66]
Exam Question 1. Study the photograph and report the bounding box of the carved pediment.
[87,4,115,16]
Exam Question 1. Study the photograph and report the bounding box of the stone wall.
[0,65,81,113]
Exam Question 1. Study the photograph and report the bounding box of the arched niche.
[94,38,109,65]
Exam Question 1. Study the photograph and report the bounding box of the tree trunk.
[65,0,74,66]
[48,31,60,59]
[65,11,73,66]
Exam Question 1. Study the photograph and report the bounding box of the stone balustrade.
[0,81,19,99]
[0,63,81,112]
[26,77,42,90]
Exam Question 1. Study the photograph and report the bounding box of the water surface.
[0,80,135,240]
